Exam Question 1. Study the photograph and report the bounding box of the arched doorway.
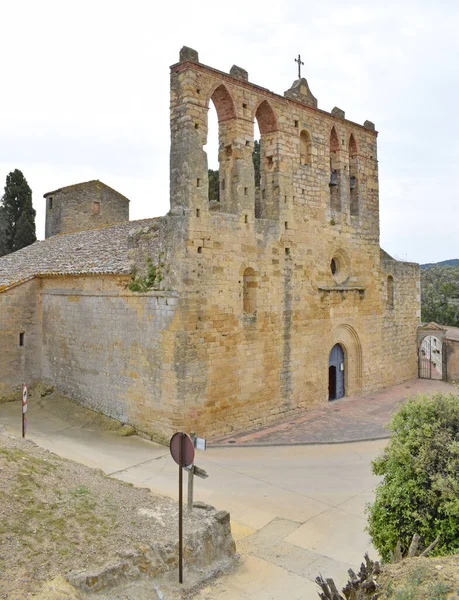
[419,335,443,380]
[329,343,345,400]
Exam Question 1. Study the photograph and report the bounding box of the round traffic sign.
[22,384,27,405]
[170,432,195,468]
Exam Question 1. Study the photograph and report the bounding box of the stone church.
[0,47,420,441]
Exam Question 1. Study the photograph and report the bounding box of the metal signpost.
[185,464,208,511]
[21,383,27,438]
[169,432,195,584]
[186,434,208,511]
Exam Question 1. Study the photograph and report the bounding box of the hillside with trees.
[421,263,459,327]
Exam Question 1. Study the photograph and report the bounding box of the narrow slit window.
[19,332,25,347]
[387,275,394,309]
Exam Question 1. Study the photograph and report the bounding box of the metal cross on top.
[294,54,304,79]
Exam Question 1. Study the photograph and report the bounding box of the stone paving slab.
[210,379,456,447]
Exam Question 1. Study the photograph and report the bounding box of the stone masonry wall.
[0,279,42,395]
[380,251,420,386]
[126,49,419,437]
[445,338,459,382]
[45,182,129,238]
[40,275,180,441]
[0,50,420,441]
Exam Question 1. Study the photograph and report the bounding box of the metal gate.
[419,335,444,380]
[329,343,345,400]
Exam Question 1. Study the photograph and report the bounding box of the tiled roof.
[0,218,159,293]
[43,180,130,201]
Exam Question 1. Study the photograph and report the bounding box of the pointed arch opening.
[253,100,278,219]
[329,343,345,400]
[209,84,237,122]
[330,324,362,396]
[329,126,341,211]
[204,84,237,206]
[254,100,278,135]
[300,129,312,166]
[349,133,359,216]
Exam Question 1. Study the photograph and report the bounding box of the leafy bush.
[128,258,164,292]
[367,393,459,562]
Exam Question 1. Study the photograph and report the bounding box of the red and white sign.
[22,383,27,413]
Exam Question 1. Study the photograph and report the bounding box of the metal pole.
[188,466,194,511]
[179,433,183,584]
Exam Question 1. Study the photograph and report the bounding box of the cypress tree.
[0,206,8,257]
[0,169,36,254]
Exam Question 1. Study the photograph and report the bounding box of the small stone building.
[44,180,130,238]
[0,48,421,440]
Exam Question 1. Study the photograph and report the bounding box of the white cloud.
[0,0,457,263]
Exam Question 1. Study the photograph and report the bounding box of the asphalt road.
[0,398,388,598]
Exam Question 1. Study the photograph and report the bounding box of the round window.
[329,250,350,284]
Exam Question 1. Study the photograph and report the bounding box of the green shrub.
[367,393,459,562]
[128,257,164,292]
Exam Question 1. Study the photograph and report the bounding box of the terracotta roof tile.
[0,218,159,292]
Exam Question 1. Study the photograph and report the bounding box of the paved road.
[0,379,454,598]
[211,378,455,446]
[0,399,383,598]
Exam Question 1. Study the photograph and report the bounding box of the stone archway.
[330,324,362,397]
[419,335,443,380]
[329,343,345,400]
[417,323,448,381]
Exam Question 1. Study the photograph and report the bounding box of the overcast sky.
[0,0,457,263]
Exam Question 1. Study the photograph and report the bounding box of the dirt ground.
[0,425,231,599]
[376,554,459,599]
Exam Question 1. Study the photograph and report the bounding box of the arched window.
[243,268,257,314]
[387,275,394,309]
[329,127,341,211]
[254,100,278,219]
[205,84,237,205]
[254,100,278,135]
[300,130,311,166]
[349,133,359,216]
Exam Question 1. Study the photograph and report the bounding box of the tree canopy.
[0,169,36,255]
[0,207,8,257]
[421,265,459,327]
[208,169,220,202]
[367,393,459,561]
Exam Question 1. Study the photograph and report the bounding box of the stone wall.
[445,338,459,382]
[40,275,180,441]
[0,279,42,396]
[45,181,129,238]
[380,251,420,386]
[0,49,421,440]
[126,49,420,437]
